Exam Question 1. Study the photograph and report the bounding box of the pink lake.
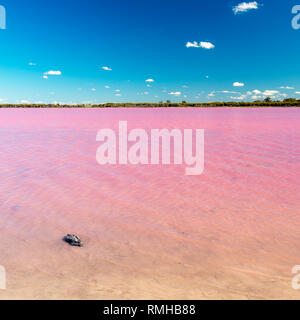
[0,108,299,299]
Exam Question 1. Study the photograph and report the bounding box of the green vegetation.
[1,98,300,108]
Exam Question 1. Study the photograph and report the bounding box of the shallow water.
[0,108,299,299]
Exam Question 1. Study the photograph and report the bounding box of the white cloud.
[233,2,259,15]
[115,94,121,97]
[280,86,294,90]
[91,88,96,91]
[218,90,240,94]
[186,41,215,49]
[186,41,199,47]
[230,96,245,100]
[246,89,285,99]
[252,89,261,95]
[295,92,300,94]
[21,100,30,104]
[29,62,36,66]
[208,93,215,97]
[102,66,112,71]
[104,85,110,89]
[43,75,48,79]
[233,82,245,87]
[44,71,62,76]
[199,42,215,49]
[115,89,120,92]
[262,90,279,96]
[145,79,155,83]
[169,92,181,96]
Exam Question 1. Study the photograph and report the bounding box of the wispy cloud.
[186,41,215,49]
[137,91,150,96]
[28,62,36,66]
[218,90,240,94]
[233,2,259,15]
[280,86,295,90]
[169,92,181,96]
[230,96,246,100]
[102,66,112,71]
[145,79,155,83]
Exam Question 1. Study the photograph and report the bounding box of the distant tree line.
[1,98,300,108]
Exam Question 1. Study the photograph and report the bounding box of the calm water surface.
[0,108,299,299]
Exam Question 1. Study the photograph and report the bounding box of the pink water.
[0,108,299,299]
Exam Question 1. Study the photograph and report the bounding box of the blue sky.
[0,0,300,104]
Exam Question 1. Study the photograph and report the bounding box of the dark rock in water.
[63,234,83,247]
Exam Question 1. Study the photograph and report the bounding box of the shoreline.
[0,104,300,109]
